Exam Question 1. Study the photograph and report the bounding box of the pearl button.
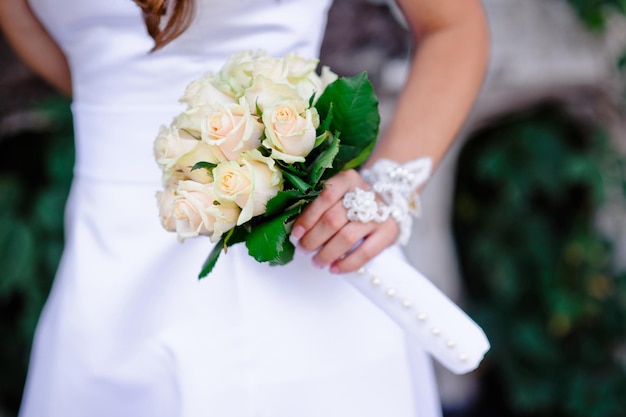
[459,354,468,362]
[431,327,441,336]
[357,267,366,275]
[386,288,396,297]
[417,313,428,322]
[446,339,456,348]
[402,299,412,309]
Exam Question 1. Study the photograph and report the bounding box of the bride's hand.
[291,169,399,274]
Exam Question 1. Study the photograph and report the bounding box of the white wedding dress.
[19,1,446,416]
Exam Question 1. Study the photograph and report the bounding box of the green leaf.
[313,130,330,149]
[342,138,376,171]
[198,237,226,279]
[282,170,312,193]
[245,208,300,265]
[265,189,306,216]
[269,239,295,266]
[276,161,307,177]
[198,226,249,278]
[315,72,380,175]
[309,132,340,185]
[191,161,217,171]
[317,103,334,133]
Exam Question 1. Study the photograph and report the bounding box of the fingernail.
[292,225,305,240]
[329,265,341,274]
[312,258,326,269]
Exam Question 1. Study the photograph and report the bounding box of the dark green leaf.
[191,161,217,172]
[245,208,299,264]
[309,132,340,185]
[265,189,306,216]
[314,72,380,175]
[341,138,376,171]
[313,130,330,149]
[198,226,250,278]
[282,170,312,193]
[198,237,226,279]
[269,239,295,266]
[317,103,334,133]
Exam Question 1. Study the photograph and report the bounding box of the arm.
[0,0,72,96]
[368,0,489,168]
[292,0,490,273]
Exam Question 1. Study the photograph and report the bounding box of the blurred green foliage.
[0,99,74,413]
[454,104,626,417]
[566,0,626,29]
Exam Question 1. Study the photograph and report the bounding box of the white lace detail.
[343,187,392,223]
[361,158,432,245]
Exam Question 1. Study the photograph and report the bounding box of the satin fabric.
[20,1,442,416]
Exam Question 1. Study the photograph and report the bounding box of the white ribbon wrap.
[343,248,490,375]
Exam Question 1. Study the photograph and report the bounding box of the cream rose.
[179,72,237,107]
[173,180,240,241]
[295,65,338,104]
[215,50,257,96]
[173,104,211,139]
[243,75,306,115]
[201,99,263,160]
[154,126,198,171]
[161,168,187,189]
[212,150,283,225]
[280,53,335,103]
[176,142,225,184]
[262,103,318,163]
[156,187,177,232]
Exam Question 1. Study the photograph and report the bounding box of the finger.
[312,219,377,267]
[292,170,360,239]
[329,220,398,274]
[298,200,351,253]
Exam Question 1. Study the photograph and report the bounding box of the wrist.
[360,157,432,245]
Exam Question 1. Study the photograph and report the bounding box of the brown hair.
[134,0,195,50]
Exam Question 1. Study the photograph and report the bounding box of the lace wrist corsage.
[343,157,432,245]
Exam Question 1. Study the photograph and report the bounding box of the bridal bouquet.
[154,51,380,278]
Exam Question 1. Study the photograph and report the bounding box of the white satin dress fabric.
[19,1,442,416]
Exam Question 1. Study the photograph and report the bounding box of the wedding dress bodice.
[28,0,332,184]
[29,0,332,107]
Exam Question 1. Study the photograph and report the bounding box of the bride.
[0,0,489,416]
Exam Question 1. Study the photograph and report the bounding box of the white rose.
[156,187,177,232]
[173,180,240,241]
[201,99,263,160]
[262,103,318,163]
[282,53,325,102]
[283,53,318,80]
[215,50,257,96]
[161,168,187,189]
[180,72,237,107]
[243,75,306,115]
[173,104,211,139]
[300,65,338,104]
[249,54,289,82]
[154,126,198,171]
[270,53,337,104]
[212,150,283,225]
[176,142,226,184]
